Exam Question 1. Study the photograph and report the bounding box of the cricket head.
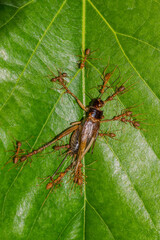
[91,98,104,109]
[88,98,104,120]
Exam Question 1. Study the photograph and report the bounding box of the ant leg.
[101,110,131,123]
[101,111,140,129]
[103,76,134,104]
[2,141,24,169]
[99,132,116,138]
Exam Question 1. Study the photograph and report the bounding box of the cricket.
[7,49,141,191]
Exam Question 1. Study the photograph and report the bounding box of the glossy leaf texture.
[0,0,160,239]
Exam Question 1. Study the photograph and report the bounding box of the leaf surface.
[0,0,160,239]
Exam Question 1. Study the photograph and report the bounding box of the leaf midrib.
[82,0,87,239]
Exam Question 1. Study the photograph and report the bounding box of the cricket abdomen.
[70,117,100,155]
[70,125,82,154]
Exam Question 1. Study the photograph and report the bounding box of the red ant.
[100,64,119,95]
[50,71,67,84]
[46,162,73,190]
[4,141,22,165]
[13,141,22,164]
[79,49,96,69]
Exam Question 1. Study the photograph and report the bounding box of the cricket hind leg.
[19,124,79,163]
[53,144,70,152]
[37,145,71,185]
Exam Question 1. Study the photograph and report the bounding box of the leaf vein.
[0,0,35,29]
[87,0,160,103]
[153,0,160,5]
[103,137,159,233]
[116,32,160,53]
[57,207,84,240]
[2,164,25,222]
[0,0,67,112]
[26,189,53,240]
[2,69,81,224]
[86,200,116,240]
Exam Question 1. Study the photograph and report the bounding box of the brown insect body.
[12,62,141,190]
[69,98,104,157]
[70,102,104,183]
[70,108,103,154]
[45,104,104,189]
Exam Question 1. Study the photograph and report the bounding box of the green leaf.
[0,0,160,239]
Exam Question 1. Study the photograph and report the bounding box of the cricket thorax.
[88,107,104,120]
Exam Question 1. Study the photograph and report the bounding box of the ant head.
[17,141,22,147]
[85,48,91,55]
[91,98,104,109]
[62,73,67,77]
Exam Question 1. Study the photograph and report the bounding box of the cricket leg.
[20,124,79,162]
[74,137,96,184]
[53,144,70,151]
[64,87,87,111]
[55,80,87,112]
